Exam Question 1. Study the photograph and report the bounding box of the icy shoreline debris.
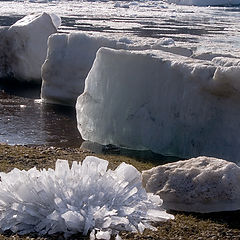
[0,157,173,239]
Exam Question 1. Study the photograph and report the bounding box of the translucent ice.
[76,47,240,161]
[0,13,60,82]
[40,31,193,106]
[0,157,173,239]
[41,32,127,106]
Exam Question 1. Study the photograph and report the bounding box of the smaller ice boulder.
[142,156,240,213]
[41,32,126,106]
[2,12,60,82]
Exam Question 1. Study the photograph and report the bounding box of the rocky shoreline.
[0,143,239,239]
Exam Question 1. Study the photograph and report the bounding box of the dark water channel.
[0,81,83,147]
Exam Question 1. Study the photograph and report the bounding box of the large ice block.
[76,47,240,161]
[41,32,126,106]
[0,13,60,82]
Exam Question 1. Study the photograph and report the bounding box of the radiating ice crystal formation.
[0,156,173,239]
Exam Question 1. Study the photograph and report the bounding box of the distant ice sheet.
[165,0,240,6]
[0,157,173,239]
[0,1,240,56]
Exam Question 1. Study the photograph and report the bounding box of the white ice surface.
[165,0,240,6]
[142,156,240,213]
[0,13,60,82]
[0,1,240,57]
[0,157,173,238]
[77,47,240,161]
[41,32,126,106]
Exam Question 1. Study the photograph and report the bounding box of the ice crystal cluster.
[0,157,173,239]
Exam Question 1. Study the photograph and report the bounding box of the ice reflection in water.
[0,90,83,147]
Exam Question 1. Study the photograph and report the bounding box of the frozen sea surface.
[0,1,240,56]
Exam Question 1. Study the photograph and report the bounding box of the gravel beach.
[0,144,239,240]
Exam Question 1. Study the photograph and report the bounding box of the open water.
[0,82,83,147]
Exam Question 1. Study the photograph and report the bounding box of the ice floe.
[0,157,173,239]
[142,156,240,213]
[76,47,240,161]
[41,32,127,105]
[0,12,60,82]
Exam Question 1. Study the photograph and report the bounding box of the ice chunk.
[49,13,61,30]
[76,47,240,162]
[40,30,194,106]
[142,156,240,213]
[152,38,192,57]
[0,13,60,82]
[41,32,127,106]
[152,44,192,57]
[212,57,240,67]
[115,234,122,240]
[192,52,236,61]
[0,157,173,238]
[96,230,111,240]
[154,38,175,46]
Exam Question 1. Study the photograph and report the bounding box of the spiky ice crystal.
[0,156,173,239]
